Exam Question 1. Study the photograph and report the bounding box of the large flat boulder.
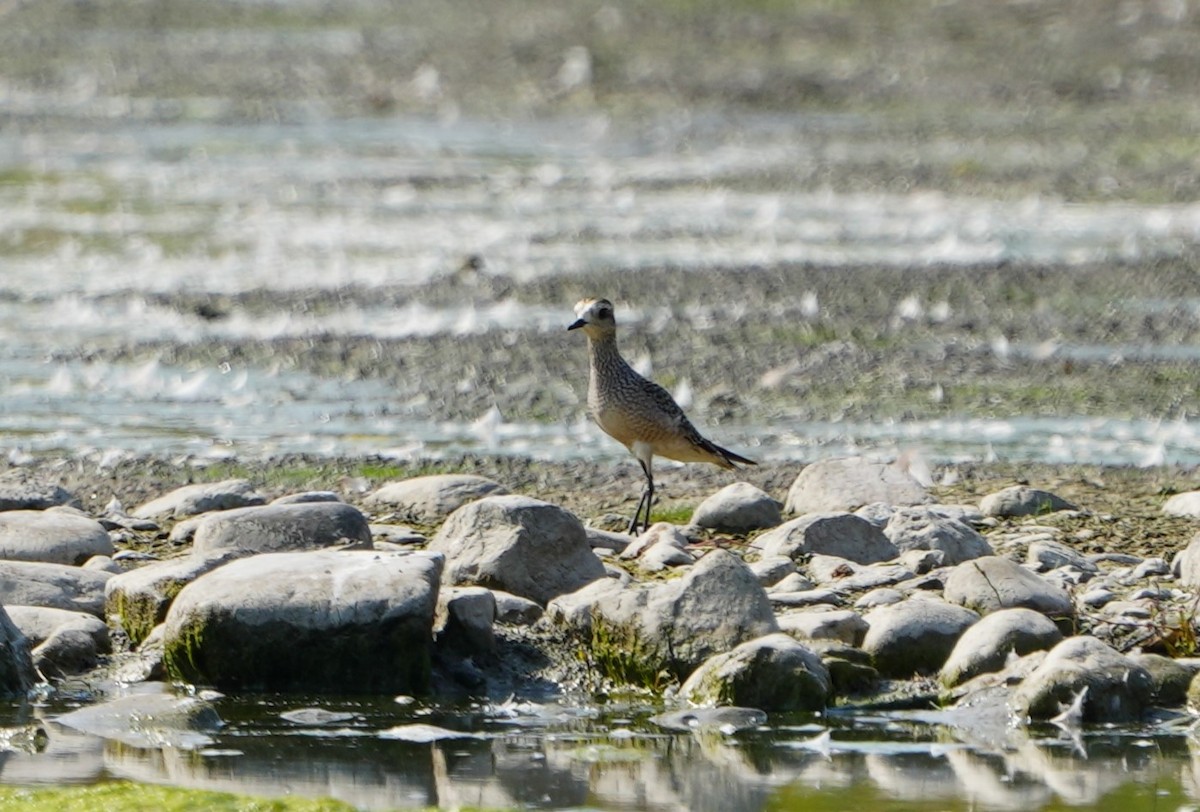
[191,502,372,556]
[0,509,113,565]
[162,550,442,692]
[0,560,113,616]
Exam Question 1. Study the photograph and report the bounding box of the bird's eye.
[597,307,611,319]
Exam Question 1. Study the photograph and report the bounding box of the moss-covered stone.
[163,609,433,694]
[105,554,239,648]
[679,633,831,712]
[588,614,675,691]
[161,550,440,693]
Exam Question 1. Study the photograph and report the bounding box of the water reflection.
[3,691,1199,811]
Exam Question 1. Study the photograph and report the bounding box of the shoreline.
[7,452,1200,562]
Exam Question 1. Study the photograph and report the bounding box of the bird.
[568,297,755,535]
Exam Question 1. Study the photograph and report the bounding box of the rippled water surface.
[3,109,1200,466]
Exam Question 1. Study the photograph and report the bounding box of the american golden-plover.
[568,297,755,534]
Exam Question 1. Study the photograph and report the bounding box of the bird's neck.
[586,333,626,377]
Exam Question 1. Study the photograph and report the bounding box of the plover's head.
[567,297,616,337]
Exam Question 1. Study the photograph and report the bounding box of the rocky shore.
[6,453,1200,746]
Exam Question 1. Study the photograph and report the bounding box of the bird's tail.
[702,439,756,469]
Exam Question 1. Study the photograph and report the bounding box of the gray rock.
[1186,670,1200,712]
[585,526,632,553]
[679,633,831,711]
[0,471,78,512]
[883,507,992,565]
[270,490,342,505]
[132,478,265,520]
[620,523,690,564]
[749,555,796,587]
[364,474,508,524]
[105,551,243,647]
[435,586,496,654]
[1130,652,1196,707]
[492,590,543,626]
[370,524,426,546]
[691,482,782,533]
[855,588,905,609]
[82,555,123,574]
[784,457,929,515]
[428,495,605,605]
[898,548,945,574]
[192,502,373,556]
[1131,557,1170,579]
[33,626,104,678]
[943,556,1074,619]
[55,688,222,749]
[0,560,113,616]
[547,549,779,682]
[805,554,864,583]
[1163,491,1200,518]
[777,609,868,646]
[1174,533,1200,589]
[979,486,1077,518]
[854,502,895,527]
[3,605,109,649]
[113,624,166,683]
[821,563,916,592]
[544,576,626,628]
[861,597,980,677]
[168,515,204,544]
[1011,636,1154,723]
[767,571,816,593]
[0,510,113,566]
[1,605,35,697]
[938,607,1063,687]
[1079,586,1117,608]
[1041,566,1095,591]
[1091,552,1144,566]
[639,540,696,571]
[163,550,443,692]
[1026,539,1098,573]
[768,588,845,609]
[757,512,899,565]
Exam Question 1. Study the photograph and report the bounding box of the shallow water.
[3,687,1198,812]
[4,108,1200,466]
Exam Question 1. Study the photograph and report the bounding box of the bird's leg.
[628,459,654,535]
[628,490,649,536]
